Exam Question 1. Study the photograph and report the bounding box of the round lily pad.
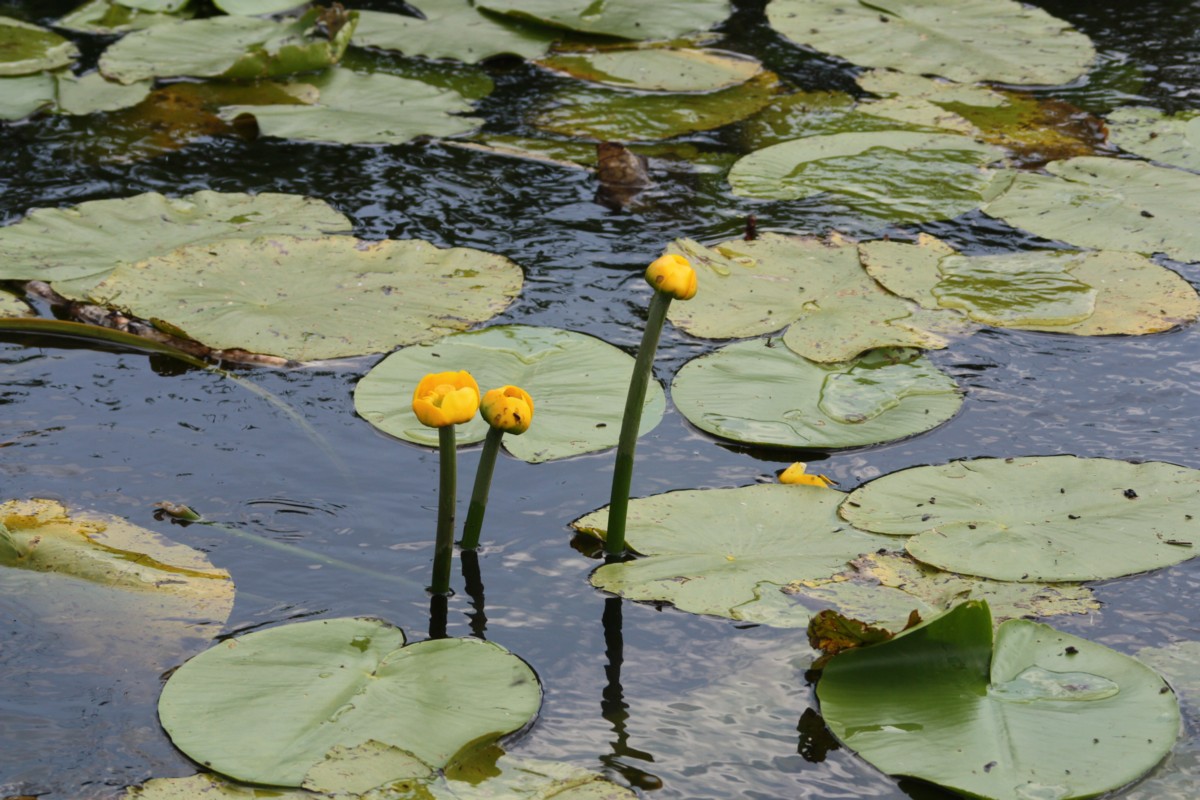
[352,4,558,63]
[0,17,79,76]
[536,47,762,92]
[768,0,1094,86]
[728,131,1004,223]
[354,325,665,462]
[158,617,542,788]
[476,0,731,41]
[840,456,1200,582]
[671,340,962,449]
[818,601,1179,800]
[1106,106,1200,172]
[983,156,1200,261]
[87,235,523,361]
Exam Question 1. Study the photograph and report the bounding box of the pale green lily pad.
[819,600,1179,800]
[352,4,558,63]
[1137,641,1200,708]
[0,190,351,296]
[983,156,1200,261]
[534,70,780,141]
[671,340,962,449]
[158,617,541,788]
[87,235,522,361]
[840,456,1200,582]
[304,741,434,794]
[120,0,190,11]
[353,325,665,462]
[476,0,731,41]
[0,17,80,76]
[218,68,479,145]
[861,235,1200,335]
[98,9,358,84]
[573,484,898,620]
[727,131,1004,223]
[0,291,30,317]
[0,72,55,120]
[768,0,1094,86]
[536,47,762,92]
[56,70,154,115]
[1107,107,1200,171]
[56,0,194,34]
[124,774,328,799]
[214,0,307,14]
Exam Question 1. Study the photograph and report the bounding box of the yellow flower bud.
[779,462,836,488]
[412,370,480,428]
[645,253,697,300]
[480,385,534,434]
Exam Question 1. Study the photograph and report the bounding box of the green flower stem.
[429,425,458,595]
[605,290,672,556]
[461,425,504,550]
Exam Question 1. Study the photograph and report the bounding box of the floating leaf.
[0,16,79,76]
[55,70,154,115]
[983,156,1200,261]
[120,0,190,11]
[728,131,1004,223]
[56,0,194,34]
[215,0,308,14]
[218,68,479,145]
[572,484,898,620]
[537,47,762,92]
[736,88,916,151]
[768,0,1094,85]
[808,608,911,661]
[1107,106,1200,172]
[87,235,522,361]
[158,617,541,787]
[0,71,55,120]
[1137,641,1200,709]
[818,601,1179,800]
[671,340,962,449]
[352,4,557,63]
[354,325,665,462]
[0,291,30,317]
[303,741,435,794]
[476,0,731,41]
[840,456,1200,582]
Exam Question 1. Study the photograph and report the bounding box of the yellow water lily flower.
[779,462,837,488]
[480,385,534,434]
[412,370,480,428]
[644,253,698,300]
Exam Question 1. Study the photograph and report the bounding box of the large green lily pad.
[158,617,542,788]
[476,0,730,41]
[86,235,522,361]
[218,68,479,145]
[840,456,1200,582]
[536,47,762,92]
[1106,107,1200,172]
[0,72,56,120]
[671,340,962,449]
[861,235,1200,335]
[768,0,1094,86]
[0,190,351,296]
[727,131,1004,223]
[352,4,558,63]
[98,9,357,84]
[818,601,1179,800]
[56,70,154,115]
[354,325,665,462]
[983,156,1200,261]
[214,0,308,14]
[573,484,898,620]
[1138,641,1200,710]
[56,0,193,34]
[0,17,80,76]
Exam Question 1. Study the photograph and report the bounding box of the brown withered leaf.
[807,608,921,670]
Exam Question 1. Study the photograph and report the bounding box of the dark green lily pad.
[840,456,1200,582]
[354,325,666,462]
[768,0,1094,86]
[0,16,79,76]
[0,72,56,120]
[352,4,558,63]
[671,340,962,449]
[56,0,193,34]
[537,47,762,92]
[818,601,1179,800]
[86,235,522,361]
[476,0,730,41]
[728,131,1004,223]
[158,617,541,787]
[1106,106,1200,172]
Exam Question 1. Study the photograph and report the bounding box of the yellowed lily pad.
[537,47,762,92]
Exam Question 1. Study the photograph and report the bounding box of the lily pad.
[158,617,542,787]
[572,484,898,620]
[671,340,962,449]
[352,4,558,63]
[218,68,480,145]
[87,234,522,361]
[536,47,762,92]
[818,601,1179,800]
[214,0,308,14]
[1137,641,1200,709]
[736,89,916,151]
[98,9,357,84]
[840,456,1200,582]
[0,190,352,296]
[861,236,1200,335]
[768,0,1095,86]
[727,131,1004,223]
[353,325,666,462]
[0,72,56,120]
[120,0,190,11]
[56,70,154,115]
[56,0,194,34]
[1107,106,1200,171]
[0,17,79,76]
[983,156,1200,261]
[475,0,731,41]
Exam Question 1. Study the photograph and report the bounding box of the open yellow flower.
[644,253,697,301]
[779,462,837,488]
[412,370,480,428]
[480,385,534,435]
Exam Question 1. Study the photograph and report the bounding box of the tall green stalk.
[429,425,458,595]
[461,426,504,550]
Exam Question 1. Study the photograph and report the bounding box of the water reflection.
[600,594,663,791]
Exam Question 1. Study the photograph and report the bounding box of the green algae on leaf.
[536,47,762,92]
[0,16,80,76]
[476,0,730,41]
[352,3,558,63]
[1106,106,1200,171]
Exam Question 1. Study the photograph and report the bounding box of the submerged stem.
[461,426,504,550]
[429,425,458,595]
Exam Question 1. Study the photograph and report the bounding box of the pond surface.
[2,1,1200,798]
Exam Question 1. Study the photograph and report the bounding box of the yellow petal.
[779,462,837,488]
[645,253,698,301]
[480,385,534,434]
[411,370,480,428]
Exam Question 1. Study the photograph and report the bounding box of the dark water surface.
[2,1,1200,797]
